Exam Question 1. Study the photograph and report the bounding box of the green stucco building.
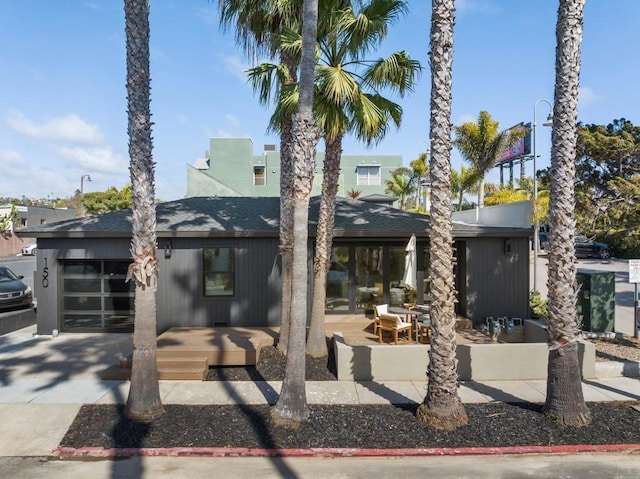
[186,138,403,200]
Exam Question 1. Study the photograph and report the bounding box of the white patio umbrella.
[402,234,417,290]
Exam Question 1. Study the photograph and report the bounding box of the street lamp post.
[532,99,553,292]
[80,174,91,217]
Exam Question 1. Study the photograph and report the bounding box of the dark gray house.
[19,197,531,335]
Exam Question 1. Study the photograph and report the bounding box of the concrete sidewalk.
[1,325,639,458]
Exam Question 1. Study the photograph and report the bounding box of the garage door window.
[61,260,134,332]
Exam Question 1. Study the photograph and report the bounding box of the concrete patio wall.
[333,320,596,381]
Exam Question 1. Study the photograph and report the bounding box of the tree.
[384,167,415,209]
[248,0,421,357]
[122,0,164,422]
[415,0,467,430]
[410,151,429,211]
[544,0,590,427]
[83,185,133,215]
[450,165,478,211]
[271,0,320,428]
[218,0,302,354]
[306,0,420,357]
[453,111,525,211]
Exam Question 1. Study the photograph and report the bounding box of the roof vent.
[263,144,276,152]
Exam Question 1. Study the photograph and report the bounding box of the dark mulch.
[61,346,640,450]
[205,345,338,382]
[61,402,640,450]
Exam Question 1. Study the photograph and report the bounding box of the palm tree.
[450,165,478,211]
[217,0,302,354]
[123,0,164,422]
[453,111,525,211]
[271,0,320,428]
[415,0,467,430]
[307,0,420,356]
[248,0,421,357]
[384,167,415,209]
[544,0,591,427]
[410,151,429,211]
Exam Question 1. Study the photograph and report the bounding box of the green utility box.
[576,269,615,332]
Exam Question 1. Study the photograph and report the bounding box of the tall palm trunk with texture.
[278,116,295,354]
[545,0,590,427]
[307,135,342,357]
[123,0,164,422]
[272,0,319,428]
[416,0,467,430]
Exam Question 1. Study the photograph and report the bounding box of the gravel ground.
[589,335,640,362]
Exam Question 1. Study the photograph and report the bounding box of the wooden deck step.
[102,356,210,381]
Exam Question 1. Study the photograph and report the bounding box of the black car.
[575,235,612,260]
[0,265,33,312]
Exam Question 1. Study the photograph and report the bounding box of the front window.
[356,165,380,186]
[203,247,235,296]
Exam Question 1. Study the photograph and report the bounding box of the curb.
[53,443,640,459]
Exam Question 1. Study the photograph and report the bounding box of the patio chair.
[377,313,413,345]
[373,304,388,335]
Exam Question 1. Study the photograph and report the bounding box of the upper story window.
[253,166,266,186]
[356,165,380,186]
[203,247,235,297]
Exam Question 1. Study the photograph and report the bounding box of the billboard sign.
[495,122,531,166]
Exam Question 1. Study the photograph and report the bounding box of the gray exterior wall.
[32,236,283,334]
[462,236,530,325]
[155,237,282,331]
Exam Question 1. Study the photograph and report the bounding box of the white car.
[21,243,37,256]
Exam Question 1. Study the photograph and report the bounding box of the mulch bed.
[61,402,640,450]
[59,345,640,450]
[204,345,338,382]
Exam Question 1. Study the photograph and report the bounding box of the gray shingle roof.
[18,196,530,239]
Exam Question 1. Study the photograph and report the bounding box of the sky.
[1,1,639,203]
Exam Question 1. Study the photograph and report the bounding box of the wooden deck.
[100,316,490,381]
[101,316,377,381]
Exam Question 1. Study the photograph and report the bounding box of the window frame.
[356,165,381,186]
[202,246,235,298]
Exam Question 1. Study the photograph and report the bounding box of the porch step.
[102,356,210,381]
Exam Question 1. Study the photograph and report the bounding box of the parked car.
[0,265,33,311]
[21,243,37,256]
[575,235,612,260]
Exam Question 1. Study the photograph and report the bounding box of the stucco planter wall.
[333,319,596,381]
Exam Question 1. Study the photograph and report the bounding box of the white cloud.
[0,149,26,167]
[6,111,104,144]
[52,145,128,174]
[579,86,599,107]
[217,53,249,81]
[225,114,240,129]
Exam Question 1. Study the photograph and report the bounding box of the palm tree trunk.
[272,0,319,428]
[123,0,163,422]
[307,135,342,358]
[545,0,590,427]
[278,115,295,354]
[416,0,467,430]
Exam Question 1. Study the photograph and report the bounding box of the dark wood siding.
[155,237,281,331]
[463,237,530,325]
